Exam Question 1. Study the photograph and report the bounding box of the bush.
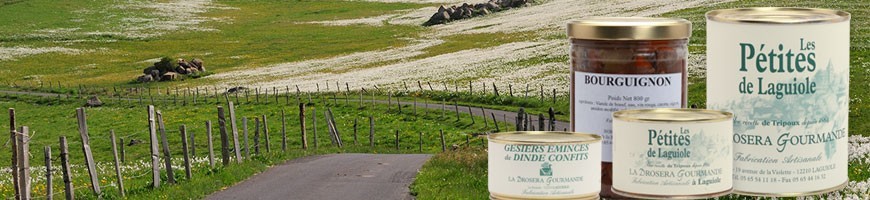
[154,56,175,73]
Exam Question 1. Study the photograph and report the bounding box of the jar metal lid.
[613,108,733,123]
[707,7,850,24]
[567,17,691,40]
[488,131,601,144]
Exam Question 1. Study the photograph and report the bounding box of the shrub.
[154,56,175,73]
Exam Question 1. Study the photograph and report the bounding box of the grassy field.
[0,90,506,199]
[410,0,870,199]
[0,0,428,86]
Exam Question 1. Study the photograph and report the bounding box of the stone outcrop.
[136,57,207,83]
[85,96,103,107]
[424,0,529,26]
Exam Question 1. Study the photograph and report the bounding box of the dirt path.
[206,154,432,200]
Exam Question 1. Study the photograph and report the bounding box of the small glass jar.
[567,17,690,198]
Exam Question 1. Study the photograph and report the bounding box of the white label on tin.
[612,119,733,196]
[707,19,849,194]
[572,72,682,162]
[488,142,601,197]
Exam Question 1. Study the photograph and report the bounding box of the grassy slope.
[0,92,508,199]
[0,0,427,86]
[411,0,870,199]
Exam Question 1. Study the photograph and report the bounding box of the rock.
[151,70,161,81]
[161,72,180,81]
[449,6,462,19]
[177,58,190,69]
[137,74,154,83]
[175,66,191,74]
[85,96,103,107]
[461,7,474,18]
[485,2,501,11]
[143,66,157,75]
[477,7,491,15]
[191,58,205,72]
[425,9,451,25]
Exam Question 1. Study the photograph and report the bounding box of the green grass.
[0,0,428,86]
[410,145,488,200]
[0,91,508,199]
[413,31,538,59]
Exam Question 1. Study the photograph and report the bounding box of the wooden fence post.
[254,118,260,154]
[263,115,270,152]
[492,113,500,132]
[369,116,374,148]
[509,84,513,97]
[76,108,101,195]
[59,137,74,200]
[353,118,359,145]
[326,108,344,148]
[462,106,473,124]
[243,118,250,159]
[538,114,545,131]
[311,107,319,148]
[156,111,175,184]
[110,130,125,197]
[481,108,488,128]
[228,102,242,163]
[217,106,230,166]
[324,110,336,145]
[292,104,305,151]
[44,146,53,200]
[281,110,287,152]
[120,137,126,163]
[395,130,400,150]
[9,108,19,200]
[181,125,192,180]
[206,120,215,167]
[242,117,251,159]
[548,107,556,131]
[454,100,460,121]
[16,126,31,200]
[189,127,196,158]
[419,132,423,152]
[147,106,161,188]
[439,129,446,152]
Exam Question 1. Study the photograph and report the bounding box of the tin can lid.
[613,108,732,123]
[706,7,850,24]
[488,131,602,144]
[567,17,691,40]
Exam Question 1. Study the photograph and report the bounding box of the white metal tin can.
[612,108,733,198]
[488,131,602,200]
[706,7,850,196]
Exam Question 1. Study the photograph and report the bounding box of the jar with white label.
[567,17,690,198]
